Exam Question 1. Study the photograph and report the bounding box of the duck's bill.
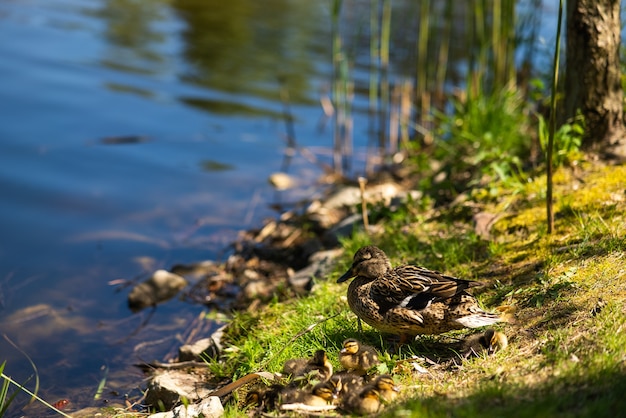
[337,269,355,283]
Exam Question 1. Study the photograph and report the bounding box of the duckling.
[339,338,380,375]
[282,349,333,382]
[332,371,366,398]
[463,328,508,358]
[337,246,503,342]
[323,375,344,404]
[244,390,262,407]
[341,386,382,415]
[243,384,282,412]
[371,374,400,403]
[279,380,336,407]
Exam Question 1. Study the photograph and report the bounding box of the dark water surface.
[0,0,559,415]
[0,0,345,414]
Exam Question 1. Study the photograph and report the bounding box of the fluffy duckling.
[324,375,344,404]
[339,338,380,375]
[372,374,400,403]
[279,380,336,407]
[330,371,365,401]
[341,386,382,415]
[243,384,282,412]
[463,328,508,358]
[282,349,333,382]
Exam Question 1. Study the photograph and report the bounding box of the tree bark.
[565,0,626,158]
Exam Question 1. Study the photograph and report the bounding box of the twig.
[207,371,276,398]
[358,177,369,232]
[243,188,262,227]
[3,333,39,405]
[281,403,337,412]
[134,360,209,372]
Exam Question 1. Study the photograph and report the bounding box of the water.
[0,0,559,415]
[0,0,344,413]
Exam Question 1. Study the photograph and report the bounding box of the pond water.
[0,0,558,415]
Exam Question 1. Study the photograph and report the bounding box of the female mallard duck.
[337,246,502,342]
[339,338,380,375]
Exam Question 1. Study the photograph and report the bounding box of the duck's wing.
[371,265,480,314]
[399,265,481,297]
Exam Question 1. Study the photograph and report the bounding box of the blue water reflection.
[0,0,334,412]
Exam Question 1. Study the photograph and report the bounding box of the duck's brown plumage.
[338,246,502,339]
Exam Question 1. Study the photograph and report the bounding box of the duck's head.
[340,338,361,355]
[328,375,343,397]
[337,246,392,283]
[486,329,508,354]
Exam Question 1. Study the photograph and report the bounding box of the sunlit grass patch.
[217,163,626,417]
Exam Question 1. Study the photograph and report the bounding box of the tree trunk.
[565,0,626,158]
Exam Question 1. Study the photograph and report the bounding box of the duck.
[331,371,366,400]
[282,349,333,382]
[340,385,382,415]
[243,383,283,412]
[371,374,400,403]
[337,245,503,342]
[463,328,508,358]
[339,338,380,375]
[279,380,336,407]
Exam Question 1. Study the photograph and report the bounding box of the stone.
[178,325,226,362]
[268,172,297,190]
[147,396,223,418]
[128,270,188,311]
[287,248,344,293]
[145,369,214,410]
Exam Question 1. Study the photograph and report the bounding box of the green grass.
[215,161,626,417]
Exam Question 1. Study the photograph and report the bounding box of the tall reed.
[547,0,564,233]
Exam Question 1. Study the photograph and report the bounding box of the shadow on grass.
[390,365,626,418]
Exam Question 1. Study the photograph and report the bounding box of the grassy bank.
[218,160,626,417]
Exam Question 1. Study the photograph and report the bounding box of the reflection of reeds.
[468,0,516,98]
[331,0,353,176]
[379,0,391,154]
[328,1,527,179]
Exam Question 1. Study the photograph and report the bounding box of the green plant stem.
[3,333,39,405]
[0,373,73,418]
[547,0,564,234]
